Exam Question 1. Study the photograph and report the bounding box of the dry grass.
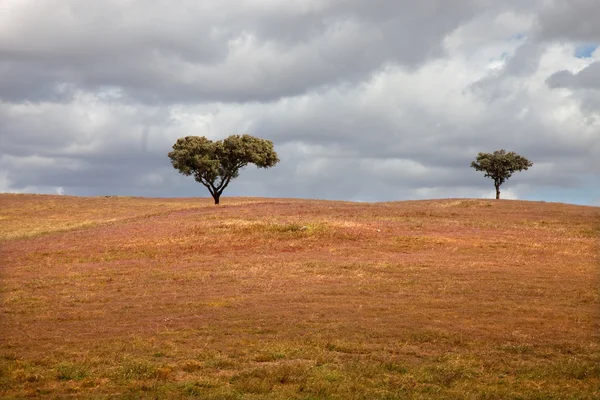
[0,194,599,399]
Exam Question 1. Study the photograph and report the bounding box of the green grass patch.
[114,360,164,381]
[56,363,89,381]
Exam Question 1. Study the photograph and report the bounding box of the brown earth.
[1,194,599,399]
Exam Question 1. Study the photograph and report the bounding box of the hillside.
[1,194,599,399]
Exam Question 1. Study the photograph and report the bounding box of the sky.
[0,0,599,205]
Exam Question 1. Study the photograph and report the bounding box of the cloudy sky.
[1,0,599,204]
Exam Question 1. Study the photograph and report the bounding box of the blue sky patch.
[575,44,598,58]
[527,175,600,206]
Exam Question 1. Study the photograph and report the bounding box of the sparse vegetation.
[0,194,598,398]
[471,149,533,199]
[168,134,279,204]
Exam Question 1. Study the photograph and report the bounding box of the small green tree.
[470,150,533,199]
[168,134,279,204]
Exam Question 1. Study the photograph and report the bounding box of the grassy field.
[1,194,599,399]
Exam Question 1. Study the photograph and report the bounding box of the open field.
[1,194,599,399]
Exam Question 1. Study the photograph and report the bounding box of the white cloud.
[483,188,519,200]
[0,0,598,204]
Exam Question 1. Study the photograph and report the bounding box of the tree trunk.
[495,185,500,200]
[212,193,220,205]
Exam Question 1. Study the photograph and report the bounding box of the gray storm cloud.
[0,0,598,204]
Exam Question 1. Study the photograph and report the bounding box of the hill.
[1,194,599,399]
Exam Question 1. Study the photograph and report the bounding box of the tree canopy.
[168,134,279,204]
[470,150,533,199]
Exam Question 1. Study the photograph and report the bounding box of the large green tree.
[168,134,279,204]
[470,150,533,199]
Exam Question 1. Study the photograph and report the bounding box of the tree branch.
[217,174,234,195]
[195,173,217,196]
